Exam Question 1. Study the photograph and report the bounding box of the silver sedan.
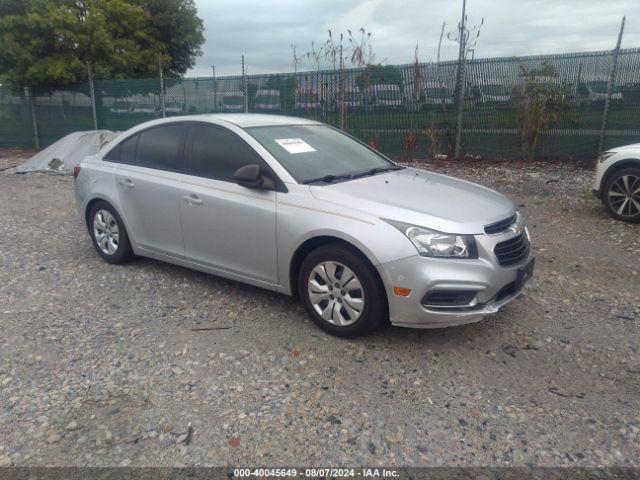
[74,114,533,337]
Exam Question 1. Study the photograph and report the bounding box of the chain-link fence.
[2,47,639,160]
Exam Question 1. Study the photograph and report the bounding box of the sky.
[188,0,640,77]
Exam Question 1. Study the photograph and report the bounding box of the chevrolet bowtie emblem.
[510,224,523,235]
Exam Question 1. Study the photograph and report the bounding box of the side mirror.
[233,164,275,190]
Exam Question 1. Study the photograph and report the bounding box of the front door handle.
[182,194,203,205]
[118,178,135,188]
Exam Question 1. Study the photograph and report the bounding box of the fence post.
[26,86,40,149]
[87,62,98,130]
[242,55,248,113]
[211,65,216,112]
[598,16,625,157]
[158,55,166,118]
[339,44,345,131]
[454,0,467,158]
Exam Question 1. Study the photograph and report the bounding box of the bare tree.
[291,44,304,75]
[307,40,326,72]
[447,11,484,60]
[324,30,343,71]
[347,28,376,67]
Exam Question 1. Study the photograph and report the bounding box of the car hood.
[610,142,640,151]
[309,167,515,234]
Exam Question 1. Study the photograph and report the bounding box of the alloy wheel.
[307,261,365,326]
[608,174,640,218]
[93,209,120,255]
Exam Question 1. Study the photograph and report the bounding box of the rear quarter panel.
[74,157,124,235]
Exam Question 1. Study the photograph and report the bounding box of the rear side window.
[136,124,186,171]
[188,124,262,182]
[104,133,138,163]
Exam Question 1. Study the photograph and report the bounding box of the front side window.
[136,124,186,171]
[188,124,262,182]
[246,125,394,183]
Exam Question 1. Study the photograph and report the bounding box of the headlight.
[599,151,617,163]
[383,219,478,258]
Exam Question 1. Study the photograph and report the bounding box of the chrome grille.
[484,214,517,235]
[494,233,530,266]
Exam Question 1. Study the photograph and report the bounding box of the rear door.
[178,123,278,284]
[111,123,187,257]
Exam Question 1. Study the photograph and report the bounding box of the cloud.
[189,0,639,77]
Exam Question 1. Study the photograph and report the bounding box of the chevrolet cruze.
[74,114,534,337]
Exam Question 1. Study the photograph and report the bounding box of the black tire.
[297,242,387,338]
[603,167,640,223]
[88,201,134,264]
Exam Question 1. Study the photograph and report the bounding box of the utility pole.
[598,16,625,156]
[454,0,467,158]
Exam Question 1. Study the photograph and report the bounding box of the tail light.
[73,165,81,179]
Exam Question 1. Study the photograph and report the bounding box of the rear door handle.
[182,194,203,205]
[118,179,135,188]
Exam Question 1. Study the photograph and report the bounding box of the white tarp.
[16,130,119,174]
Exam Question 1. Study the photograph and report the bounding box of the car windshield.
[256,95,279,102]
[223,96,243,105]
[246,124,396,183]
[377,90,399,100]
[344,91,360,101]
[424,87,450,98]
[483,84,508,95]
[587,81,620,94]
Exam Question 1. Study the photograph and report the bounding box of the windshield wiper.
[302,173,353,185]
[303,165,404,185]
[349,165,405,179]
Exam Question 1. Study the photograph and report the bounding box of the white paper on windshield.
[274,138,316,154]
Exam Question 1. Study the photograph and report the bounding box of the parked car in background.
[575,80,623,105]
[255,89,281,111]
[470,81,511,105]
[340,86,362,110]
[421,82,455,107]
[364,84,403,110]
[593,143,640,223]
[221,91,244,112]
[165,101,185,115]
[132,99,157,115]
[295,88,322,111]
[75,114,533,338]
[109,99,133,115]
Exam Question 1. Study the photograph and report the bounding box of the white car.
[593,143,640,223]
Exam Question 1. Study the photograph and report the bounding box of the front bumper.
[377,250,534,329]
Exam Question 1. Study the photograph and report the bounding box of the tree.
[514,62,574,161]
[0,0,204,90]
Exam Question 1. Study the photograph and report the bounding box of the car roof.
[133,113,323,129]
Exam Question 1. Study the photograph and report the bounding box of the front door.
[178,123,278,284]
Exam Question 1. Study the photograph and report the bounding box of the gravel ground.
[0,153,639,468]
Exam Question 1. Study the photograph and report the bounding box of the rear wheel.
[298,243,387,338]
[88,201,133,263]
[604,167,640,223]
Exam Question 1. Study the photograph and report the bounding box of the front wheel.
[604,167,640,223]
[298,243,387,338]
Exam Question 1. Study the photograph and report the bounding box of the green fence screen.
[1,48,639,159]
